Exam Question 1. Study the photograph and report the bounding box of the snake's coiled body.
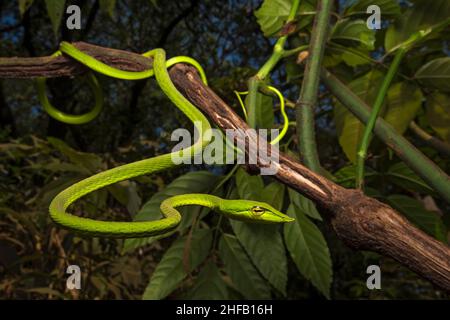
[46,43,293,238]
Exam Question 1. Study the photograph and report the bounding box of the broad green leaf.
[284,204,332,298]
[333,165,378,189]
[384,82,423,134]
[387,195,447,242]
[47,137,103,173]
[232,178,287,294]
[18,0,34,16]
[333,70,383,162]
[45,0,66,35]
[219,234,271,299]
[254,0,316,37]
[142,229,212,300]
[415,57,450,92]
[386,162,434,194]
[261,181,285,210]
[288,188,322,220]
[235,167,264,201]
[331,19,375,50]
[426,92,450,143]
[230,221,287,295]
[99,0,116,17]
[385,0,450,52]
[325,43,372,67]
[186,262,228,300]
[344,0,400,17]
[123,171,220,252]
[244,90,274,130]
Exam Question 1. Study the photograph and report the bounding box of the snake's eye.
[251,206,265,216]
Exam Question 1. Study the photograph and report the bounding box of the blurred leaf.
[142,228,212,300]
[123,171,220,252]
[333,70,383,162]
[384,82,423,134]
[386,162,434,194]
[426,92,450,143]
[186,262,228,300]
[331,19,375,50]
[99,0,116,17]
[254,0,316,37]
[284,204,332,298]
[47,137,103,173]
[415,57,450,92]
[45,0,66,35]
[18,0,34,16]
[218,234,271,299]
[230,221,287,295]
[344,0,400,17]
[385,0,450,52]
[387,195,447,242]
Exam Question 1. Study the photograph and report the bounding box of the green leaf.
[123,171,220,252]
[415,57,450,92]
[284,204,332,298]
[288,188,322,220]
[333,165,378,189]
[426,92,450,143]
[99,0,116,18]
[235,167,264,201]
[254,0,316,37]
[47,137,103,173]
[186,262,228,300]
[344,0,400,17]
[219,234,271,299]
[261,181,285,210]
[331,19,375,50]
[325,43,372,67]
[142,229,212,300]
[230,221,287,295]
[386,162,434,194]
[384,82,423,134]
[18,0,34,16]
[45,0,66,35]
[385,0,450,52]
[387,195,447,242]
[333,70,383,162]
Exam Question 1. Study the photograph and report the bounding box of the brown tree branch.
[0,42,449,291]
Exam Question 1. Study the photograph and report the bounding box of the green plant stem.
[321,69,450,204]
[295,0,332,173]
[355,48,406,189]
[282,44,309,58]
[246,0,300,128]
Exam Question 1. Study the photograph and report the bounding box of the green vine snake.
[44,42,293,238]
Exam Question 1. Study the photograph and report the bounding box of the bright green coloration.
[37,42,208,124]
[234,85,289,145]
[355,48,405,189]
[48,44,293,238]
[36,72,103,125]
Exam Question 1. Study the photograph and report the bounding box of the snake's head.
[218,199,294,224]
